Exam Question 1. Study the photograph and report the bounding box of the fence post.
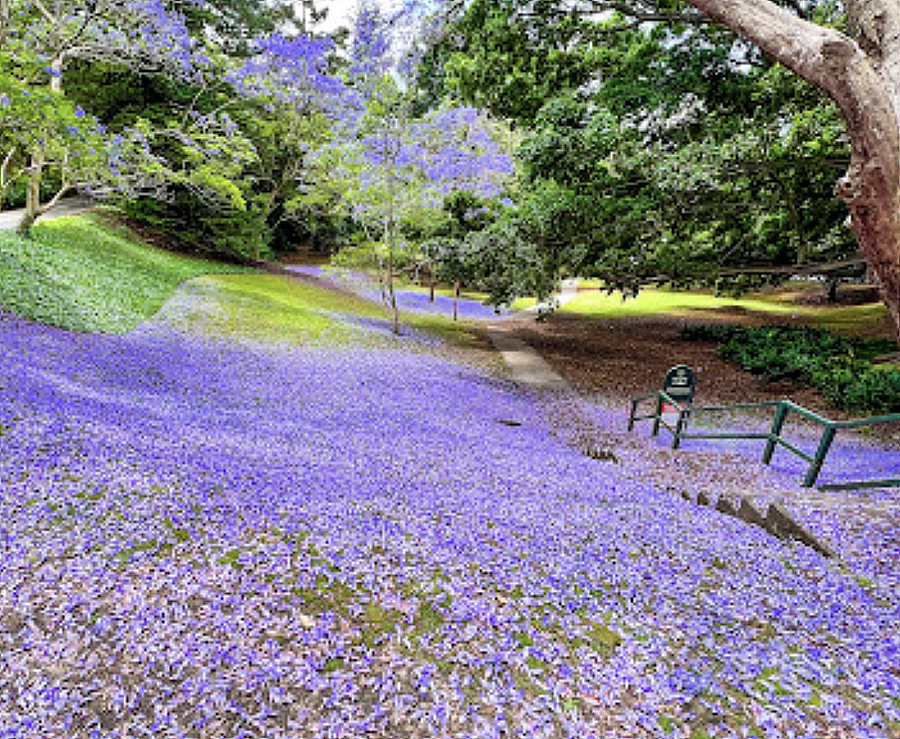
[762,402,789,465]
[804,426,837,487]
[628,398,638,432]
[672,407,687,450]
[651,394,663,437]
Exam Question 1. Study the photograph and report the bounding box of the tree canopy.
[0,0,896,341]
[412,1,859,305]
[416,0,900,341]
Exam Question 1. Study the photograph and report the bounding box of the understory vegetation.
[683,324,900,414]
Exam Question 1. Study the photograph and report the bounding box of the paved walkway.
[486,323,573,393]
[0,196,95,231]
[486,278,580,392]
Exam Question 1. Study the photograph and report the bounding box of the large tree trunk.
[685,0,900,344]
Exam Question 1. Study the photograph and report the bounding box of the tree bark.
[683,0,900,342]
[17,151,45,237]
[0,0,10,51]
[0,146,16,208]
[385,155,400,335]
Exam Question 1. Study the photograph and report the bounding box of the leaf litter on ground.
[0,272,898,739]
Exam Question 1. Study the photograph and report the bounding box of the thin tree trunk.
[386,162,399,335]
[774,176,808,265]
[0,146,16,209]
[0,0,10,51]
[49,57,63,93]
[17,151,45,237]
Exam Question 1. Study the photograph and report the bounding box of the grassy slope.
[0,214,255,333]
[201,273,494,351]
[0,215,496,352]
[2,221,898,737]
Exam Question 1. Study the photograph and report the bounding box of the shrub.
[682,324,900,414]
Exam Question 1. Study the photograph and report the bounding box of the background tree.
[315,3,514,332]
[423,0,900,343]
[0,0,347,257]
[680,0,900,341]
[0,0,205,235]
[108,31,348,261]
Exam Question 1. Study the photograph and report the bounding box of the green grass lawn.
[0,213,255,333]
[200,273,495,351]
[563,286,807,318]
[0,217,497,350]
[563,284,892,339]
[196,273,388,344]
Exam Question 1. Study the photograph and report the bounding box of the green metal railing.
[628,391,900,488]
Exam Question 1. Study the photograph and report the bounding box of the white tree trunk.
[685,0,900,342]
[0,0,10,50]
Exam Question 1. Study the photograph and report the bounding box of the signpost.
[662,365,696,404]
[659,365,695,429]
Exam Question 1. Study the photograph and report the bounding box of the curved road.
[0,196,95,231]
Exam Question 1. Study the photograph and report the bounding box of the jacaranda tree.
[319,2,514,332]
[1,0,348,256]
[0,0,206,235]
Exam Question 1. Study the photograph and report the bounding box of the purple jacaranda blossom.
[349,3,393,79]
[0,275,898,737]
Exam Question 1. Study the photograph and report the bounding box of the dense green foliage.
[0,214,254,332]
[1,0,345,257]
[417,1,857,304]
[682,324,900,414]
[61,63,342,261]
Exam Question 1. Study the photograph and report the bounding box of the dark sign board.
[663,365,696,404]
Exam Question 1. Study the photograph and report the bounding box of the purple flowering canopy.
[321,1,514,227]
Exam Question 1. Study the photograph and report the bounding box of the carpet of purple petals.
[1,281,900,738]
[284,266,514,322]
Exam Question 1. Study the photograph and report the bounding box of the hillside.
[0,222,898,738]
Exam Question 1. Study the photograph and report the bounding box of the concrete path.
[486,323,572,393]
[487,279,580,392]
[0,196,95,231]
